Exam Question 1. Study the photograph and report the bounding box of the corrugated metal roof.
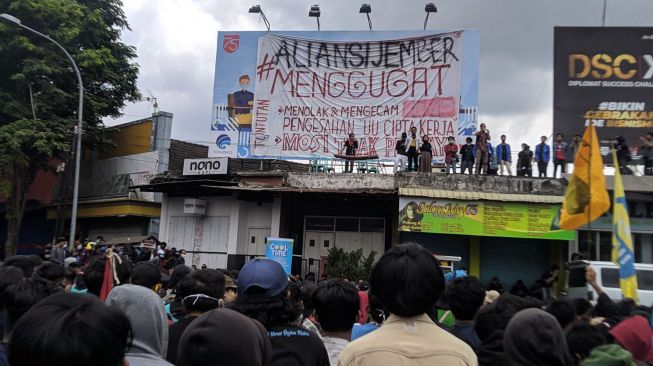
[399,187,564,203]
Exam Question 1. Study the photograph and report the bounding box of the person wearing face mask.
[444,136,459,174]
[394,133,408,173]
[419,136,433,173]
[166,269,226,364]
[233,75,254,123]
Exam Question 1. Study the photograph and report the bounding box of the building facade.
[571,175,653,264]
[0,112,181,256]
[143,162,611,291]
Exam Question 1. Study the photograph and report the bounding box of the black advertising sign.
[554,27,653,163]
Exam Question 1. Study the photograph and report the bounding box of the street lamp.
[248,5,271,31]
[359,4,372,31]
[424,3,437,30]
[309,5,321,31]
[0,13,84,250]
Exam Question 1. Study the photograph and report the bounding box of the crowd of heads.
[1,242,653,366]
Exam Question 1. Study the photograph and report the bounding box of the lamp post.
[0,13,84,250]
[359,4,372,31]
[309,5,321,31]
[424,3,437,30]
[248,5,271,31]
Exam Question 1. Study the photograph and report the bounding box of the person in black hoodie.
[165,264,192,322]
[177,308,271,366]
[509,280,529,297]
[475,294,543,366]
[166,269,225,364]
[503,308,574,366]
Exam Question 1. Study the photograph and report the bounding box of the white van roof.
[587,261,653,270]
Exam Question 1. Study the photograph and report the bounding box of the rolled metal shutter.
[479,237,550,291]
[399,232,470,266]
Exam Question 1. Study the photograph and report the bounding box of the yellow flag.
[611,150,639,302]
[560,124,610,230]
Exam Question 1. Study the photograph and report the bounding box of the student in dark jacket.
[445,277,486,351]
[475,294,543,366]
[517,144,533,177]
[343,133,358,173]
[166,269,225,364]
[503,309,574,366]
[534,135,551,177]
[177,307,272,366]
[460,137,475,174]
[615,135,632,175]
[509,280,529,297]
[551,133,568,178]
[496,135,512,176]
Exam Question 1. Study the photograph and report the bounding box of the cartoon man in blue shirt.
[233,74,254,115]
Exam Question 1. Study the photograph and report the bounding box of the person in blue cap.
[232,258,329,366]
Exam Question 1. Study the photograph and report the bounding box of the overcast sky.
[105,0,653,148]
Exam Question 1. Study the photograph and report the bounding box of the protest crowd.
[383,125,653,177]
[0,241,652,366]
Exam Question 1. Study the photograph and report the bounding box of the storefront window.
[577,230,595,260]
[336,218,359,232]
[306,217,334,231]
[580,231,648,263]
[360,218,384,232]
[599,232,612,262]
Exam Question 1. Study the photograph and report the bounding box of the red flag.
[99,257,113,301]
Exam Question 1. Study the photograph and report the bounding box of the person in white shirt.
[405,127,421,171]
[393,133,408,173]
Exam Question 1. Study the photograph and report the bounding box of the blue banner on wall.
[265,237,294,274]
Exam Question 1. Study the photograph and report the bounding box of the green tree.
[325,247,377,282]
[0,0,140,258]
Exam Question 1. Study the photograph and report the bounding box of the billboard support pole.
[601,0,607,27]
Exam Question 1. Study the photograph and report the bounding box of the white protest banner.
[250,31,464,162]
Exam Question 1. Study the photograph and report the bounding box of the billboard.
[211,30,479,162]
[554,27,653,162]
[399,197,574,240]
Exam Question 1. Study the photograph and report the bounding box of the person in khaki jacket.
[337,243,477,366]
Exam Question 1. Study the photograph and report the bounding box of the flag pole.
[588,122,593,257]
